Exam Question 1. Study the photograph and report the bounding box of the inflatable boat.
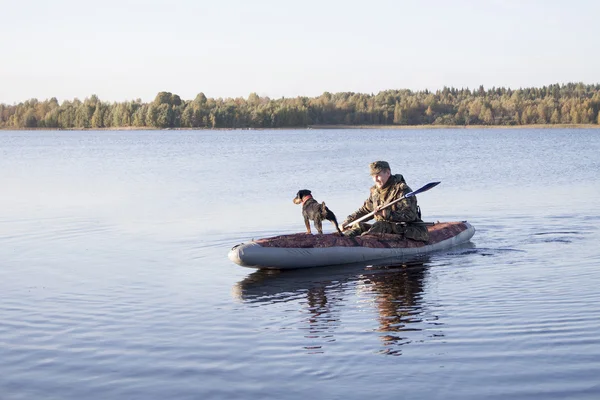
[228,221,475,270]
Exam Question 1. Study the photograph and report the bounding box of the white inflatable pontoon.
[228,221,475,270]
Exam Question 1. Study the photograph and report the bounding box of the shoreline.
[1,123,599,131]
[309,124,600,130]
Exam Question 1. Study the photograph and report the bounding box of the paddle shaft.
[341,181,440,229]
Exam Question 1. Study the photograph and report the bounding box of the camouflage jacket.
[343,174,429,241]
[344,174,420,223]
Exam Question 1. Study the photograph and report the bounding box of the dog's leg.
[315,218,323,234]
[304,217,312,234]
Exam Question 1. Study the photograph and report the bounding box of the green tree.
[393,102,402,124]
[480,106,493,124]
[91,104,104,128]
[75,103,91,128]
[155,103,173,128]
[132,104,147,127]
[154,91,173,106]
[23,109,37,128]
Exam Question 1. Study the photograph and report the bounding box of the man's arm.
[341,196,374,228]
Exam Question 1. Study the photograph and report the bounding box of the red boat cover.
[256,222,468,249]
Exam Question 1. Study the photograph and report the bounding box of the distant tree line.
[1,82,600,129]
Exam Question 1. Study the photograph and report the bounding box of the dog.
[293,189,343,235]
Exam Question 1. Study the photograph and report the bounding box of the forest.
[1,83,599,129]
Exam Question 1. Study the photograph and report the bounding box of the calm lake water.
[1,128,599,400]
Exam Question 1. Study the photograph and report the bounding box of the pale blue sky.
[1,0,598,103]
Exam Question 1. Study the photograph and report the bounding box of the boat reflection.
[232,257,442,355]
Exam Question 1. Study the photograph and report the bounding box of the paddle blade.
[405,181,441,198]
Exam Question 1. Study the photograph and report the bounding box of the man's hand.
[340,220,350,231]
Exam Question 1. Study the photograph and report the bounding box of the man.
[340,161,429,241]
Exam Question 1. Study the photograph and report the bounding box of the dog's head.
[293,189,312,204]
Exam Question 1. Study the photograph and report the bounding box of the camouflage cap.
[369,161,390,175]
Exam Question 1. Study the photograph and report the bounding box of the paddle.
[340,181,441,229]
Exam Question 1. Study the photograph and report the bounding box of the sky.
[1,0,599,104]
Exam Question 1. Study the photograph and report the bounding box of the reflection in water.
[233,259,440,355]
[232,266,347,353]
[361,264,430,355]
[301,283,341,354]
